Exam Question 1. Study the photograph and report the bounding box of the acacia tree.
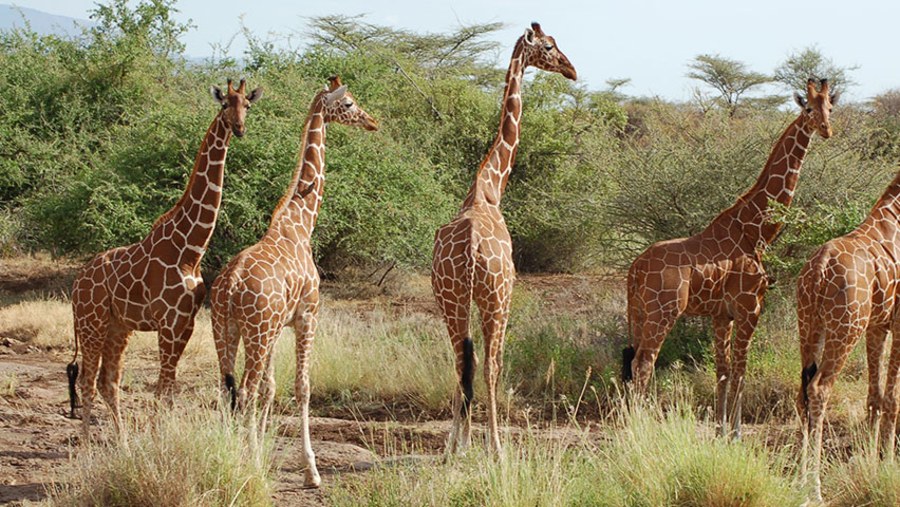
[687,54,776,116]
[773,46,858,93]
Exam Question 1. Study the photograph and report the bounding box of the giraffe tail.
[66,330,80,419]
[224,373,237,412]
[797,250,828,419]
[457,226,478,419]
[460,337,475,417]
[622,346,636,382]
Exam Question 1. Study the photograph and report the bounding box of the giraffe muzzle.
[362,117,379,132]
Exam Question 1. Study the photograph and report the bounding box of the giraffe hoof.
[303,473,322,489]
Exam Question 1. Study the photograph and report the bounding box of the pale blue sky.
[10,0,900,101]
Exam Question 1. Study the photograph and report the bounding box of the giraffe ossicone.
[67,79,261,441]
[624,78,837,440]
[209,76,377,489]
[432,23,576,454]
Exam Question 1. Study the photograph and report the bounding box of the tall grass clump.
[272,305,456,414]
[328,395,800,506]
[825,432,900,507]
[328,429,600,507]
[0,297,72,348]
[51,406,274,507]
[584,401,803,506]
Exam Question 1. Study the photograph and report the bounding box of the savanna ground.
[3,254,900,507]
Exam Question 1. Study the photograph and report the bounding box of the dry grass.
[329,394,803,507]
[272,303,457,414]
[823,428,900,507]
[0,297,73,349]
[49,402,274,507]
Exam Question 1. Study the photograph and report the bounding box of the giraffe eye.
[544,43,554,51]
[221,102,228,110]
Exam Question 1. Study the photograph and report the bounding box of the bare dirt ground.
[0,256,622,506]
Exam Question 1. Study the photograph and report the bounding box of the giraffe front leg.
[155,316,196,403]
[712,317,734,437]
[293,305,321,488]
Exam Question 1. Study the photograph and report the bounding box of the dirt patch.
[0,351,459,506]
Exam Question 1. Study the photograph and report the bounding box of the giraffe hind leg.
[97,327,131,436]
[211,288,240,411]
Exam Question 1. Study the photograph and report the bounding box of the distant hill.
[0,4,92,37]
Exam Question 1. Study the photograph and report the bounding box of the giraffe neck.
[268,94,327,242]
[153,112,231,265]
[710,115,813,248]
[865,171,900,228]
[462,40,526,209]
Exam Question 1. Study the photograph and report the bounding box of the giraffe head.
[210,78,263,138]
[320,76,379,131]
[521,22,577,81]
[794,78,839,139]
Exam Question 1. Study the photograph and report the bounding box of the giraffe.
[432,22,576,453]
[797,169,900,502]
[67,79,262,439]
[623,79,838,438]
[210,76,377,489]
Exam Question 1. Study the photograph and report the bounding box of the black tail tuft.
[224,373,237,412]
[801,363,818,405]
[460,338,475,418]
[66,362,79,419]
[622,346,636,382]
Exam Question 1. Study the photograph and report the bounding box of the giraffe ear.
[210,86,225,103]
[325,84,348,103]
[524,27,536,46]
[247,87,263,104]
[794,92,807,109]
[830,90,840,106]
